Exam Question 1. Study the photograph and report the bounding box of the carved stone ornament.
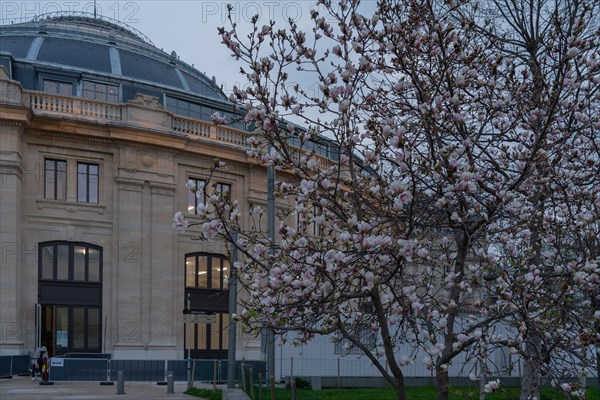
[127,93,164,109]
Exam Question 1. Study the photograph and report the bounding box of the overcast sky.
[0,0,353,97]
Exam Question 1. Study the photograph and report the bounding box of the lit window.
[39,242,102,282]
[185,253,229,289]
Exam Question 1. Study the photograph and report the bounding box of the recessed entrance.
[37,241,103,356]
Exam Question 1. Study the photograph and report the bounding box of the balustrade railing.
[28,93,122,121]
[19,89,333,169]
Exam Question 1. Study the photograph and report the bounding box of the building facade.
[0,14,297,362]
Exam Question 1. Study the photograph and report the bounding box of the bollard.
[167,371,174,394]
[116,370,125,395]
[249,367,255,400]
[240,362,246,394]
[213,360,217,390]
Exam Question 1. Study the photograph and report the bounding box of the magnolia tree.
[174,0,599,399]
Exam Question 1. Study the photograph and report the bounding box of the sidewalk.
[0,376,203,399]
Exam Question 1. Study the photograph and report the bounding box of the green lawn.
[243,386,600,400]
[185,387,222,400]
[185,385,600,400]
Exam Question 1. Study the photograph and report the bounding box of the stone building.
[0,14,324,363]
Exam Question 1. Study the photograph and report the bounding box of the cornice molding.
[149,181,177,195]
[114,177,145,190]
[0,159,24,179]
[0,120,25,127]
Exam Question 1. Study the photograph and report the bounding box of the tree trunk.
[395,386,407,400]
[596,344,600,391]
[520,332,542,400]
[436,366,450,400]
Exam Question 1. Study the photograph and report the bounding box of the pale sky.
[0,0,352,98]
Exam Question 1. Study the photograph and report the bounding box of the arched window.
[38,241,102,356]
[185,253,229,289]
[184,252,229,359]
[39,242,102,282]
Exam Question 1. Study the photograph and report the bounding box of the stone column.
[147,182,177,352]
[0,121,24,354]
[113,177,144,353]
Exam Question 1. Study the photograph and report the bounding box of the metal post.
[186,293,192,390]
[241,362,246,394]
[290,377,296,400]
[116,370,125,395]
[167,371,174,394]
[227,231,238,388]
[337,358,340,389]
[249,367,255,400]
[266,160,276,385]
[213,360,217,390]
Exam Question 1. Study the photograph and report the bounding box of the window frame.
[44,159,67,200]
[187,177,206,215]
[82,80,120,103]
[42,79,75,97]
[185,253,229,290]
[39,241,103,283]
[214,182,231,200]
[77,162,100,203]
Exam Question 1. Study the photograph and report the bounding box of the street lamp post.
[227,231,238,388]
[266,160,276,382]
[186,293,192,390]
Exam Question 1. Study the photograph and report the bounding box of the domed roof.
[0,13,227,102]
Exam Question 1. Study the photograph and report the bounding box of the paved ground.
[0,376,214,399]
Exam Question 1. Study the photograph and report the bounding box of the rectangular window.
[77,163,99,203]
[82,81,119,103]
[88,248,100,282]
[87,308,100,349]
[186,258,196,287]
[44,159,67,200]
[73,307,85,349]
[56,244,69,280]
[187,178,206,215]
[55,307,69,351]
[211,258,221,289]
[74,246,86,281]
[311,205,321,236]
[215,183,231,199]
[41,246,54,280]
[43,80,72,96]
[198,257,208,288]
[166,97,203,120]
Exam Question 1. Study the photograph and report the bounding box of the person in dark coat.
[31,346,48,381]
